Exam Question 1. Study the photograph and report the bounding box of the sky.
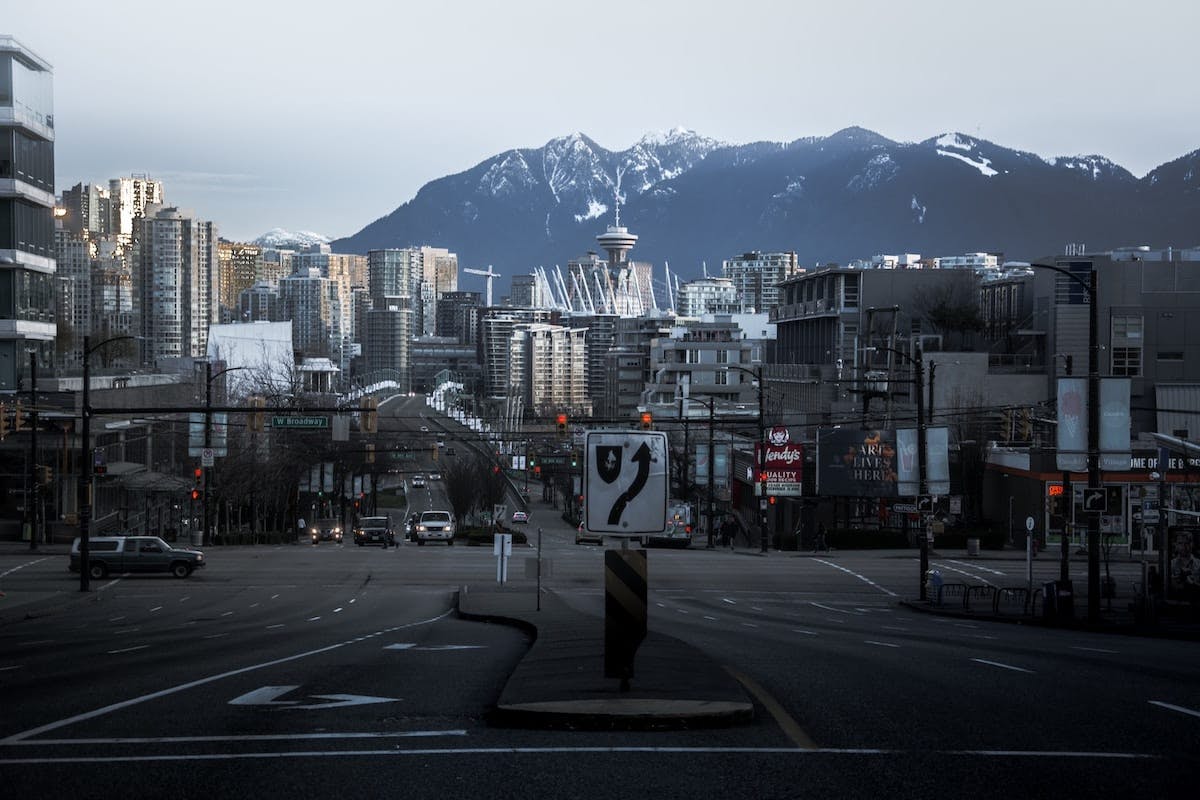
[7,0,1199,243]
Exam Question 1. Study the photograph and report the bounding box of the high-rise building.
[0,36,56,390]
[279,267,341,361]
[722,251,801,313]
[418,245,458,335]
[134,206,218,363]
[677,277,739,316]
[435,290,482,343]
[293,244,365,372]
[60,182,111,237]
[217,241,263,315]
[110,175,164,244]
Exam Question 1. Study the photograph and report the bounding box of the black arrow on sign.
[608,442,653,525]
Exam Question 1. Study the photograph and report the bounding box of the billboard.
[817,428,897,498]
[1056,377,1132,471]
[896,426,950,496]
[754,426,803,496]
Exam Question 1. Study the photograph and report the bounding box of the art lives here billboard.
[817,427,950,498]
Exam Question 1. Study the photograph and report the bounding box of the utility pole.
[28,350,38,550]
[204,361,213,547]
[707,398,715,549]
[914,346,929,600]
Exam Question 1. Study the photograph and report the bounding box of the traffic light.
[360,397,379,434]
[365,443,375,464]
[248,395,266,432]
[640,411,652,430]
[1017,408,1033,441]
[191,467,202,502]
[556,413,568,438]
[571,450,578,468]
[13,402,25,431]
[768,496,777,505]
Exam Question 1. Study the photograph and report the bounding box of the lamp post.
[78,334,137,591]
[686,395,718,549]
[27,349,39,550]
[204,363,247,547]
[1032,261,1100,625]
[728,364,768,553]
[868,344,928,599]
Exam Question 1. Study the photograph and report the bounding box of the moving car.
[411,475,426,488]
[428,472,441,481]
[646,502,694,548]
[511,510,529,524]
[415,510,455,545]
[69,535,205,579]
[353,515,394,547]
[310,519,343,544]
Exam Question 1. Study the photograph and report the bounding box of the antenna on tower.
[613,188,621,228]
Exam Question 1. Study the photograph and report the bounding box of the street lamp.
[727,364,768,553]
[78,334,138,592]
[204,363,247,547]
[1031,261,1100,625]
[866,344,929,600]
[684,395,719,549]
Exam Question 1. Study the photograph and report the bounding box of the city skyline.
[6,1,1200,243]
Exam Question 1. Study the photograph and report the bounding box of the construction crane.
[463,265,502,307]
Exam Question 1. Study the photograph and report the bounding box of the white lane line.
[270,594,280,600]
[266,624,285,630]
[1149,700,1200,719]
[108,616,126,622]
[179,596,190,603]
[0,665,24,672]
[676,609,689,615]
[203,633,228,640]
[10,730,469,745]
[792,629,818,636]
[1072,646,1119,654]
[0,747,1159,764]
[149,606,163,613]
[825,618,846,625]
[932,562,998,587]
[0,557,51,578]
[882,625,909,632]
[954,623,979,629]
[307,616,321,622]
[741,622,759,628]
[703,615,718,621]
[19,639,55,647]
[966,634,999,641]
[721,598,736,605]
[971,658,1034,674]
[810,602,847,614]
[864,640,900,648]
[113,627,140,634]
[349,598,356,604]
[221,612,233,617]
[333,607,344,613]
[249,603,259,609]
[107,645,150,655]
[1,609,454,744]
[655,602,666,608]
[946,559,1006,576]
[814,559,899,597]
[752,606,764,612]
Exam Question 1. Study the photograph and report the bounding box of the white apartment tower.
[134,206,218,363]
[722,251,801,313]
[110,175,164,244]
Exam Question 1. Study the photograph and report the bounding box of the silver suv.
[415,511,455,546]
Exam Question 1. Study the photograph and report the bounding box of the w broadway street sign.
[272,415,329,429]
[584,430,668,535]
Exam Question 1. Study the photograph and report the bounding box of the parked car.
[575,522,603,546]
[353,515,394,547]
[310,519,343,544]
[69,535,205,580]
[415,510,455,545]
[511,510,529,524]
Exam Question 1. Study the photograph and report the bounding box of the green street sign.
[390,450,417,460]
[271,415,329,429]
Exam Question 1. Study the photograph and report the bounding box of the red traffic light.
[194,467,203,479]
[190,489,200,501]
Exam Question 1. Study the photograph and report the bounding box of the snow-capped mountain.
[253,228,332,250]
[333,128,1200,281]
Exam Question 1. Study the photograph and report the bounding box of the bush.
[463,526,528,546]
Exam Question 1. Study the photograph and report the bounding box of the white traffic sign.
[1025,515,1036,532]
[201,447,215,467]
[584,430,668,535]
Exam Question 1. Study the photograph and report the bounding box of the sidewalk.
[457,584,754,730]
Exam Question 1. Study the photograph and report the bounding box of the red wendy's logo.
[768,426,791,446]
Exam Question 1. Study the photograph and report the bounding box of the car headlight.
[196,554,204,561]
[311,528,317,533]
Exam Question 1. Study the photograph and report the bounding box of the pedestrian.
[721,519,734,549]
[815,523,828,552]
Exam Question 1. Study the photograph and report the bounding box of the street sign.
[201,447,215,467]
[1082,487,1107,513]
[271,415,329,429]
[584,430,668,535]
[1025,515,1035,532]
[893,503,917,513]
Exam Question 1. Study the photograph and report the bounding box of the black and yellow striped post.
[604,547,647,690]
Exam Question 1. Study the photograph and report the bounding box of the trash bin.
[966,537,980,556]
[926,569,943,602]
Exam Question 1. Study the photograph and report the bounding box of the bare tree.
[911,271,985,350]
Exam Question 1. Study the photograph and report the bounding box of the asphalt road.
[1,403,1196,797]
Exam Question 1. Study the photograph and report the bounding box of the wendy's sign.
[755,426,803,496]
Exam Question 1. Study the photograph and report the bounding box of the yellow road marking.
[725,666,817,750]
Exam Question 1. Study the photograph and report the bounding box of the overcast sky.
[8,0,1198,243]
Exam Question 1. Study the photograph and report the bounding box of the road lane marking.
[725,666,818,750]
[0,609,454,744]
[266,624,285,629]
[1072,646,1118,654]
[107,645,149,655]
[931,562,997,587]
[9,730,468,745]
[946,559,1006,576]
[721,598,736,604]
[741,622,759,628]
[703,615,718,621]
[308,616,321,621]
[814,559,899,597]
[334,607,344,613]
[249,603,259,608]
[864,641,900,648]
[179,596,190,603]
[655,602,666,608]
[0,665,23,672]
[270,594,280,600]
[752,606,763,611]
[810,602,849,614]
[0,557,51,578]
[108,617,126,622]
[882,626,909,632]
[676,609,689,614]
[792,629,818,636]
[971,658,1034,674]
[204,633,228,640]
[0,747,1161,764]
[113,627,140,634]
[150,606,163,613]
[221,612,234,617]
[1149,700,1200,719]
